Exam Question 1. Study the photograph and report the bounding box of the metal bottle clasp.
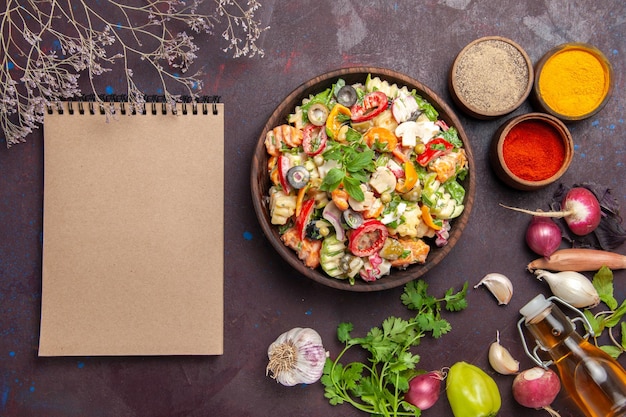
[517,295,595,369]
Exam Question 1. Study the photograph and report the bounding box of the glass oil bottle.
[518,294,626,417]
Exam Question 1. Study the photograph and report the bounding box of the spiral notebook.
[39,97,224,356]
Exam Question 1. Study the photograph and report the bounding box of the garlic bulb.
[534,269,600,308]
[489,331,520,375]
[474,273,513,305]
[266,327,328,386]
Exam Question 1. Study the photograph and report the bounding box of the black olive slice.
[336,85,357,107]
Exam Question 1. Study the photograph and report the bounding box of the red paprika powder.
[502,120,565,181]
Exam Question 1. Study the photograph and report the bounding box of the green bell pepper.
[446,361,501,417]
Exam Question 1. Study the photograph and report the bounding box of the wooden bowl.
[250,67,476,291]
[489,112,573,191]
[449,36,533,119]
[532,43,613,122]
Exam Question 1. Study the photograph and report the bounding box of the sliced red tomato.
[302,123,327,156]
[351,91,389,123]
[277,154,292,194]
[296,199,316,240]
[348,219,388,257]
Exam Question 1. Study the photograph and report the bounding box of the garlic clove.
[534,269,600,308]
[489,331,520,375]
[474,273,514,305]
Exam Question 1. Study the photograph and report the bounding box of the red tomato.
[348,219,388,257]
[302,124,327,156]
[351,91,389,123]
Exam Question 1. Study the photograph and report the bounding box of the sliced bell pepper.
[296,199,316,240]
[421,204,442,231]
[348,219,388,257]
[325,104,351,139]
[363,127,397,152]
[295,183,310,217]
[277,154,293,194]
[391,147,410,163]
[416,137,454,166]
[351,91,389,123]
[395,161,418,193]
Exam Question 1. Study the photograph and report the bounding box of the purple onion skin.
[405,371,444,410]
[526,217,562,258]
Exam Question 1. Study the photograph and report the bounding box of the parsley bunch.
[584,266,626,359]
[322,280,468,416]
[320,137,375,202]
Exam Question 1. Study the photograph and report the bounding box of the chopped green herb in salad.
[264,75,469,284]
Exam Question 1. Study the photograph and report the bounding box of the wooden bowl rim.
[450,36,534,118]
[495,112,573,187]
[250,66,476,292]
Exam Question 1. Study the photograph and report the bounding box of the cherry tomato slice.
[302,124,328,156]
[351,91,389,123]
[348,219,388,257]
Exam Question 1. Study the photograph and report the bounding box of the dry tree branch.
[0,0,268,147]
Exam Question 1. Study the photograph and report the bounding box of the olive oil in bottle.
[519,294,626,417]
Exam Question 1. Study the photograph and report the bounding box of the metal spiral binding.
[46,94,221,116]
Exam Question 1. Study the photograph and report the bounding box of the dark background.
[1,0,625,416]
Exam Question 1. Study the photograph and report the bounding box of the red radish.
[404,370,445,410]
[512,367,562,416]
[526,216,562,258]
[501,187,601,236]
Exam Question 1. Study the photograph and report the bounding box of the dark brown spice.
[455,39,530,113]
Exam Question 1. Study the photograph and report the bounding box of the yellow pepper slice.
[325,104,351,140]
[363,127,397,152]
[421,205,442,231]
[295,183,310,217]
[395,161,418,193]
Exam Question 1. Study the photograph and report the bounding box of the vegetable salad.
[265,74,469,284]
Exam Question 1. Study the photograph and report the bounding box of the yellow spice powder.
[538,47,610,117]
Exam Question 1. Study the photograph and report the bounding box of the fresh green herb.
[322,280,468,416]
[300,88,333,115]
[443,180,466,205]
[440,126,463,148]
[583,267,626,358]
[320,141,375,202]
[332,78,346,97]
[413,93,438,121]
